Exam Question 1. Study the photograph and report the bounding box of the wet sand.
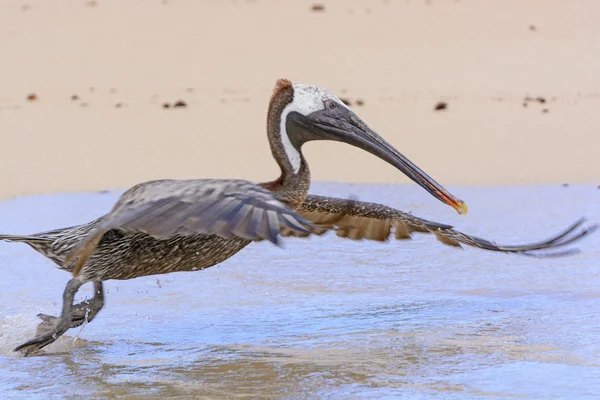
[1,183,599,398]
[1,0,599,199]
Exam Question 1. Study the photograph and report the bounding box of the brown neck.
[259,79,311,209]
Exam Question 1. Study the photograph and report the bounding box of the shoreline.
[1,181,595,203]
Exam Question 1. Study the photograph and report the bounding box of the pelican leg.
[37,281,104,331]
[14,277,85,356]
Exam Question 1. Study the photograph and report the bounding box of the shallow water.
[0,182,599,399]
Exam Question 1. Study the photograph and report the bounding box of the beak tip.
[456,201,468,216]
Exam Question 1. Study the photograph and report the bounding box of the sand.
[1,0,598,199]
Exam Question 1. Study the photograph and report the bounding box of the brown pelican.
[0,79,595,355]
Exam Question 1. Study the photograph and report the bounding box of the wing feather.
[66,179,331,276]
[299,194,596,257]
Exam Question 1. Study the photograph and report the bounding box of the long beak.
[303,111,468,215]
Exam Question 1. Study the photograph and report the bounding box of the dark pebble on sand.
[434,102,447,111]
[355,99,364,106]
[71,95,80,101]
[26,93,38,102]
[162,103,171,109]
[173,100,187,108]
[339,98,352,106]
[311,4,325,12]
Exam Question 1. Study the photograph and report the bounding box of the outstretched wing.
[296,194,597,257]
[66,179,327,276]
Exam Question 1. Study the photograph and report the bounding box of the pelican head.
[271,79,467,215]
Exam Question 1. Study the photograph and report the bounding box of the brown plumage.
[66,179,322,278]
[271,78,293,100]
[1,78,595,356]
[296,195,595,257]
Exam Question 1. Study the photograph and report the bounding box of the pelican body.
[1,79,595,355]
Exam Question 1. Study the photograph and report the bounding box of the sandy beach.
[1,0,598,199]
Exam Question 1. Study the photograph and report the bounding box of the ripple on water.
[0,183,599,398]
